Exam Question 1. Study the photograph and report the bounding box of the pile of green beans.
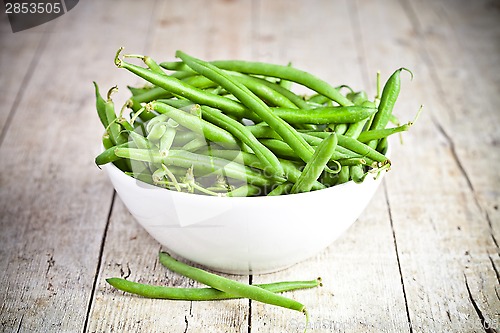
[107,252,321,325]
[95,48,418,196]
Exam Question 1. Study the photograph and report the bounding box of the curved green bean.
[107,277,322,300]
[336,166,350,185]
[211,60,353,106]
[246,75,311,109]
[104,87,127,146]
[371,68,412,131]
[357,123,411,143]
[94,50,417,196]
[200,148,324,191]
[162,59,353,106]
[229,73,298,108]
[175,51,315,163]
[368,68,412,148]
[350,164,366,184]
[102,133,113,150]
[114,147,285,186]
[158,252,308,316]
[336,134,389,164]
[115,48,257,121]
[268,183,294,196]
[159,119,179,156]
[248,127,358,160]
[333,123,348,135]
[93,82,108,128]
[271,106,376,124]
[303,132,389,164]
[148,101,239,149]
[201,106,285,178]
[95,142,130,166]
[291,133,338,193]
[226,184,262,197]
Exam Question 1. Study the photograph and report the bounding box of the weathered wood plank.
[251,0,368,94]
[250,192,413,332]
[0,1,156,332]
[172,1,254,330]
[160,0,254,331]
[0,15,46,139]
[356,0,500,331]
[89,198,251,333]
[402,0,500,331]
[1,0,498,332]
[250,1,410,332]
[88,1,253,332]
[405,0,500,247]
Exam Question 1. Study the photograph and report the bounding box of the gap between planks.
[350,0,413,331]
[82,191,116,333]
[392,0,499,331]
[82,1,162,331]
[384,182,414,333]
[0,26,50,147]
[397,0,499,250]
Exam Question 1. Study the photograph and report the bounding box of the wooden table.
[1,0,498,332]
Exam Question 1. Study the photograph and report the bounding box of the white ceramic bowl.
[103,152,388,275]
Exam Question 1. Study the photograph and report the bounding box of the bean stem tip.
[145,102,154,113]
[114,47,124,67]
[107,85,118,101]
[411,104,423,124]
[399,67,414,81]
[375,71,381,100]
[123,54,145,60]
[303,308,310,333]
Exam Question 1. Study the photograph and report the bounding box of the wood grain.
[88,1,253,332]
[0,15,47,140]
[250,1,410,332]
[356,0,500,331]
[0,0,156,332]
[0,0,498,332]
